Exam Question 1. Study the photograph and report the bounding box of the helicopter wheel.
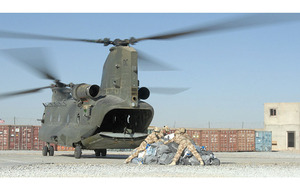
[94,149,101,157]
[49,146,54,156]
[74,145,82,159]
[100,149,107,157]
[42,146,48,156]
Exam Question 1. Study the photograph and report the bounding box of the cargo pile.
[130,133,220,165]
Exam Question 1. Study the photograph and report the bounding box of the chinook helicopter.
[0,14,300,158]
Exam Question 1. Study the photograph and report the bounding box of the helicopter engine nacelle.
[138,87,150,100]
[72,83,100,101]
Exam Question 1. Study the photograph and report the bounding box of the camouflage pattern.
[182,132,194,142]
[125,130,164,163]
[177,128,194,142]
[164,130,204,165]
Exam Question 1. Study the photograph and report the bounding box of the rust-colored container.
[7,126,33,150]
[237,130,255,151]
[25,127,32,149]
[219,130,238,152]
[19,126,33,150]
[186,129,201,146]
[200,130,220,152]
[0,125,56,151]
[9,126,20,150]
[0,125,10,150]
[1,125,257,153]
[32,126,46,150]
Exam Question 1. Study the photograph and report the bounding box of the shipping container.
[9,126,20,150]
[32,126,47,150]
[200,130,220,152]
[1,125,260,152]
[0,125,10,150]
[9,126,34,150]
[0,125,48,150]
[237,130,255,151]
[219,130,238,152]
[255,131,272,152]
[169,129,249,152]
[186,129,201,146]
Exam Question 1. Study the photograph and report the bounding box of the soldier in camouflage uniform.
[164,128,204,166]
[182,129,195,143]
[161,125,171,140]
[124,127,166,163]
[162,125,170,133]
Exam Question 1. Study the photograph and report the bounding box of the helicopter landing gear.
[42,146,48,156]
[94,149,107,157]
[101,149,107,157]
[74,145,82,159]
[49,145,54,156]
[42,143,54,156]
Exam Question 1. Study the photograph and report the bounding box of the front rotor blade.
[149,87,189,95]
[0,86,51,99]
[135,13,300,42]
[0,30,102,44]
[1,47,58,81]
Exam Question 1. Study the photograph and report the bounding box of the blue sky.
[0,13,300,128]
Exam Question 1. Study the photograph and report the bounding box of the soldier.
[124,127,165,163]
[164,128,204,166]
[162,125,170,134]
[162,125,171,141]
[181,129,195,143]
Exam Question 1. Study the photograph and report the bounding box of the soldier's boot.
[193,152,205,166]
[169,161,176,166]
[124,157,132,164]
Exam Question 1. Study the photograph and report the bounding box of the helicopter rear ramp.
[81,132,148,149]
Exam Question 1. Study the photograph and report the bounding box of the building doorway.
[287,131,295,148]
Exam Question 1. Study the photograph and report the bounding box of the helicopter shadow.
[58,153,129,160]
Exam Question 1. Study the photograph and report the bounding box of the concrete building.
[264,102,300,151]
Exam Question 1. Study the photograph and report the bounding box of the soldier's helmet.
[179,128,186,134]
[154,127,160,132]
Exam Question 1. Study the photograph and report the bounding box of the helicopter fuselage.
[38,46,154,150]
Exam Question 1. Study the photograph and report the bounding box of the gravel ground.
[1,150,300,177]
[2,163,300,177]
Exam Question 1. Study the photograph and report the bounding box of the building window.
[287,132,295,148]
[270,108,277,116]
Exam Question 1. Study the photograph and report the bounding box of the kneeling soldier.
[124,127,165,164]
[164,128,204,166]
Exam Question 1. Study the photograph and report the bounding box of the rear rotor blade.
[135,13,300,42]
[138,50,178,71]
[0,86,51,99]
[1,47,58,81]
[149,87,189,95]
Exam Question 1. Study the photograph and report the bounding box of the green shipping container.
[255,131,272,152]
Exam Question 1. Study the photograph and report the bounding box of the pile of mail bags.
[131,134,220,166]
